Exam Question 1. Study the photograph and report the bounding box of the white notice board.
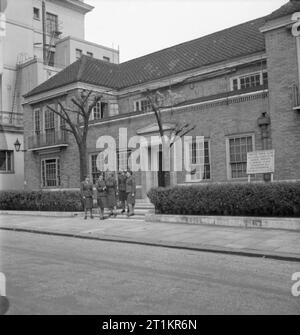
[247,150,275,175]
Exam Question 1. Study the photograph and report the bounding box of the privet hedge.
[0,191,83,212]
[147,183,300,217]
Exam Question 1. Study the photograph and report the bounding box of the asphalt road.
[0,230,299,315]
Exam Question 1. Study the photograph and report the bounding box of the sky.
[85,0,288,63]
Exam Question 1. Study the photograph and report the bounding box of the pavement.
[1,213,300,262]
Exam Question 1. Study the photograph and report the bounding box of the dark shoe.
[90,216,94,219]
[121,209,125,214]
[84,216,87,220]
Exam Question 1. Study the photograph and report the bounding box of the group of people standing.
[80,170,136,220]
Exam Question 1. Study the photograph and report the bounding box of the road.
[0,230,299,315]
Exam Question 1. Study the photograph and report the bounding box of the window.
[33,7,40,20]
[0,150,13,173]
[44,108,55,144]
[34,109,41,134]
[134,99,152,113]
[92,102,108,120]
[92,101,103,120]
[87,52,93,57]
[103,56,110,62]
[46,12,58,34]
[186,138,210,181]
[76,49,82,60]
[41,158,60,187]
[231,71,268,91]
[47,51,55,67]
[228,135,253,179]
[109,103,119,117]
[91,154,103,183]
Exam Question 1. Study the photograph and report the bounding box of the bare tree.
[144,88,195,186]
[47,89,102,182]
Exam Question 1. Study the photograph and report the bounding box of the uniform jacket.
[80,181,93,198]
[105,176,117,192]
[126,176,136,194]
[96,179,107,197]
[118,174,127,192]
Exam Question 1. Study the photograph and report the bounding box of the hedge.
[0,191,83,212]
[147,182,300,217]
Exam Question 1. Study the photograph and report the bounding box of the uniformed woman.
[105,171,117,217]
[118,170,127,214]
[125,170,136,217]
[80,176,94,219]
[95,174,107,220]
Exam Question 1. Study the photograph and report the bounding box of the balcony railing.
[292,84,300,111]
[27,130,69,150]
[0,111,23,127]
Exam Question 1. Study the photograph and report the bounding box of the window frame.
[75,49,83,60]
[225,133,255,180]
[133,99,152,113]
[33,108,41,135]
[109,102,119,117]
[41,157,61,188]
[185,138,211,182]
[230,70,268,91]
[103,56,110,62]
[46,12,58,35]
[33,7,40,20]
[0,150,14,174]
[87,52,93,57]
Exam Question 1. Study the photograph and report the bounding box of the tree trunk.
[78,144,88,182]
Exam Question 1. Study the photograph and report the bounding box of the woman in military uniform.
[125,170,136,217]
[118,170,127,214]
[105,171,117,217]
[80,176,94,219]
[95,174,107,220]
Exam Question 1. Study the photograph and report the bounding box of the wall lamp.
[14,138,26,152]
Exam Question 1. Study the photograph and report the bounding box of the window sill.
[0,171,15,174]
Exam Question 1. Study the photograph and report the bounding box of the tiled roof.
[267,0,300,21]
[25,16,267,98]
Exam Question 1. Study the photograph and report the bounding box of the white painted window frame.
[225,133,255,180]
[185,138,211,182]
[41,156,60,188]
[230,70,267,91]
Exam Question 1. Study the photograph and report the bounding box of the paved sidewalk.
[1,214,300,262]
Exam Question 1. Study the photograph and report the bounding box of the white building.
[0,0,119,190]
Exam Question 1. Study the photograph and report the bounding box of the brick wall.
[264,25,300,181]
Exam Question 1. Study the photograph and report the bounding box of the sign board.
[247,149,275,175]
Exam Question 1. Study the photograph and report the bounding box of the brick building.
[23,1,300,200]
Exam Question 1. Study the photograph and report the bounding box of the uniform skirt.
[127,192,135,205]
[97,195,107,209]
[106,188,117,208]
[119,190,127,202]
[84,196,93,210]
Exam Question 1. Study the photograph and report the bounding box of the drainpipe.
[292,12,300,96]
[257,112,271,181]
[42,0,46,64]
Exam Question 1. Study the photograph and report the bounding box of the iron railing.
[27,130,69,150]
